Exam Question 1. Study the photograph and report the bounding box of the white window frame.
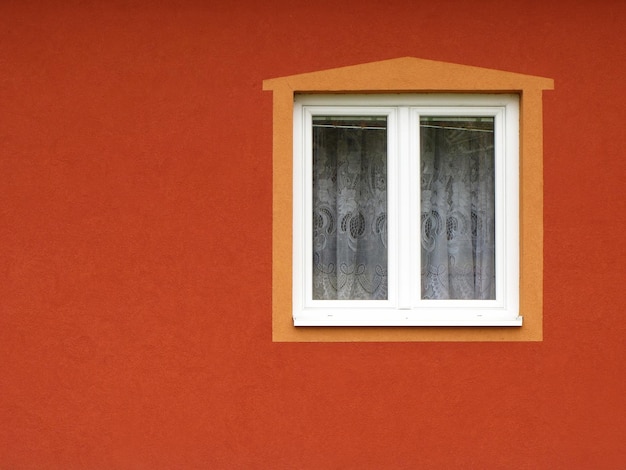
[293,94,520,327]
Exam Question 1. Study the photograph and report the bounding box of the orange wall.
[1,1,624,468]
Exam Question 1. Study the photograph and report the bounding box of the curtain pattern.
[311,116,495,301]
[420,119,496,299]
[312,119,388,300]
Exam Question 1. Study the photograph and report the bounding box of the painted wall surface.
[1,1,624,468]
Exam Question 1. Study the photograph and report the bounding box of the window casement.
[263,57,553,341]
[294,94,519,326]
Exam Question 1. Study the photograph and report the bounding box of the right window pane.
[420,117,496,300]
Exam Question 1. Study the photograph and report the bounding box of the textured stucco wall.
[1,1,624,468]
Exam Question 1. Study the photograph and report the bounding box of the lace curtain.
[420,119,496,300]
[312,118,388,300]
[311,116,495,301]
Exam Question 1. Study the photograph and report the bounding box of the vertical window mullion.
[397,107,411,308]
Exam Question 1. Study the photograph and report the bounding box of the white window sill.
[294,315,523,327]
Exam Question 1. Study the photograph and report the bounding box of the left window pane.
[312,116,388,300]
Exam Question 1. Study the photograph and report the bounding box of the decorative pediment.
[263,57,553,93]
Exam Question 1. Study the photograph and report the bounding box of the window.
[263,57,553,341]
[294,94,519,326]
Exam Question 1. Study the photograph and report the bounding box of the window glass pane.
[312,116,388,300]
[420,117,495,300]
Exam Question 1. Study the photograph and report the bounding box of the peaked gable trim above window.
[263,56,554,93]
[263,57,554,342]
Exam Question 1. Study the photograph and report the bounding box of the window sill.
[295,314,523,327]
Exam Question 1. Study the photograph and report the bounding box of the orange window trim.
[263,57,554,342]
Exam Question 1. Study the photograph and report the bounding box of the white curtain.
[312,117,495,301]
[312,119,388,300]
[420,119,496,300]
